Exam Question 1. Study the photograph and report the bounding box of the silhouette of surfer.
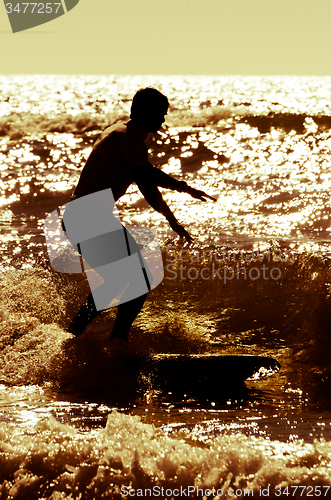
[64,88,216,341]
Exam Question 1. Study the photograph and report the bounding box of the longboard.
[140,354,280,397]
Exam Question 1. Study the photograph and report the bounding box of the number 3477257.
[5,3,62,14]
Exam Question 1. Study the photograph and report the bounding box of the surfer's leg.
[108,227,152,341]
[68,252,151,337]
[63,203,152,338]
[68,293,100,336]
[110,292,148,341]
[68,287,148,339]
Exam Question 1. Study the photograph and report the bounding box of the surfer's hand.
[168,218,194,244]
[186,186,217,202]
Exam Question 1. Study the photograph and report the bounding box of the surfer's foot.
[68,322,86,337]
[109,329,129,342]
[110,320,130,341]
[68,293,100,337]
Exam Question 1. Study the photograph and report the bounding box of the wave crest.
[3,107,331,139]
[0,111,129,140]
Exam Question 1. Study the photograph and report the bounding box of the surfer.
[64,87,216,341]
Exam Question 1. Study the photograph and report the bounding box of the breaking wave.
[1,248,331,401]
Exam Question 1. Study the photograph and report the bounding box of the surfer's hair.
[130,88,169,121]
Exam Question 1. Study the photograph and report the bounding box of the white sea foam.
[0,410,330,499]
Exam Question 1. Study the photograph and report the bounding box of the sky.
[1,0,331,75]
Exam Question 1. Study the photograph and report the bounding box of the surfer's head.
[131,88,169,133]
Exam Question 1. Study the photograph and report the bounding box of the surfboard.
[141,354,280,397]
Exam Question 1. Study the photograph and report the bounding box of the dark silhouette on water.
[65,88,216,340]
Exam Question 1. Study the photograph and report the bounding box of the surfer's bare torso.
[73,120,149,202]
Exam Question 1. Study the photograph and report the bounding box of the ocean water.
[1,75,331,498]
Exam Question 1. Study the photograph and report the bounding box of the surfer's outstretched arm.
[144,163,217,201]
[130,165,193,244]
[145,163,188,191]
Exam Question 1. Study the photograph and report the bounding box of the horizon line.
[1,73,331,78]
